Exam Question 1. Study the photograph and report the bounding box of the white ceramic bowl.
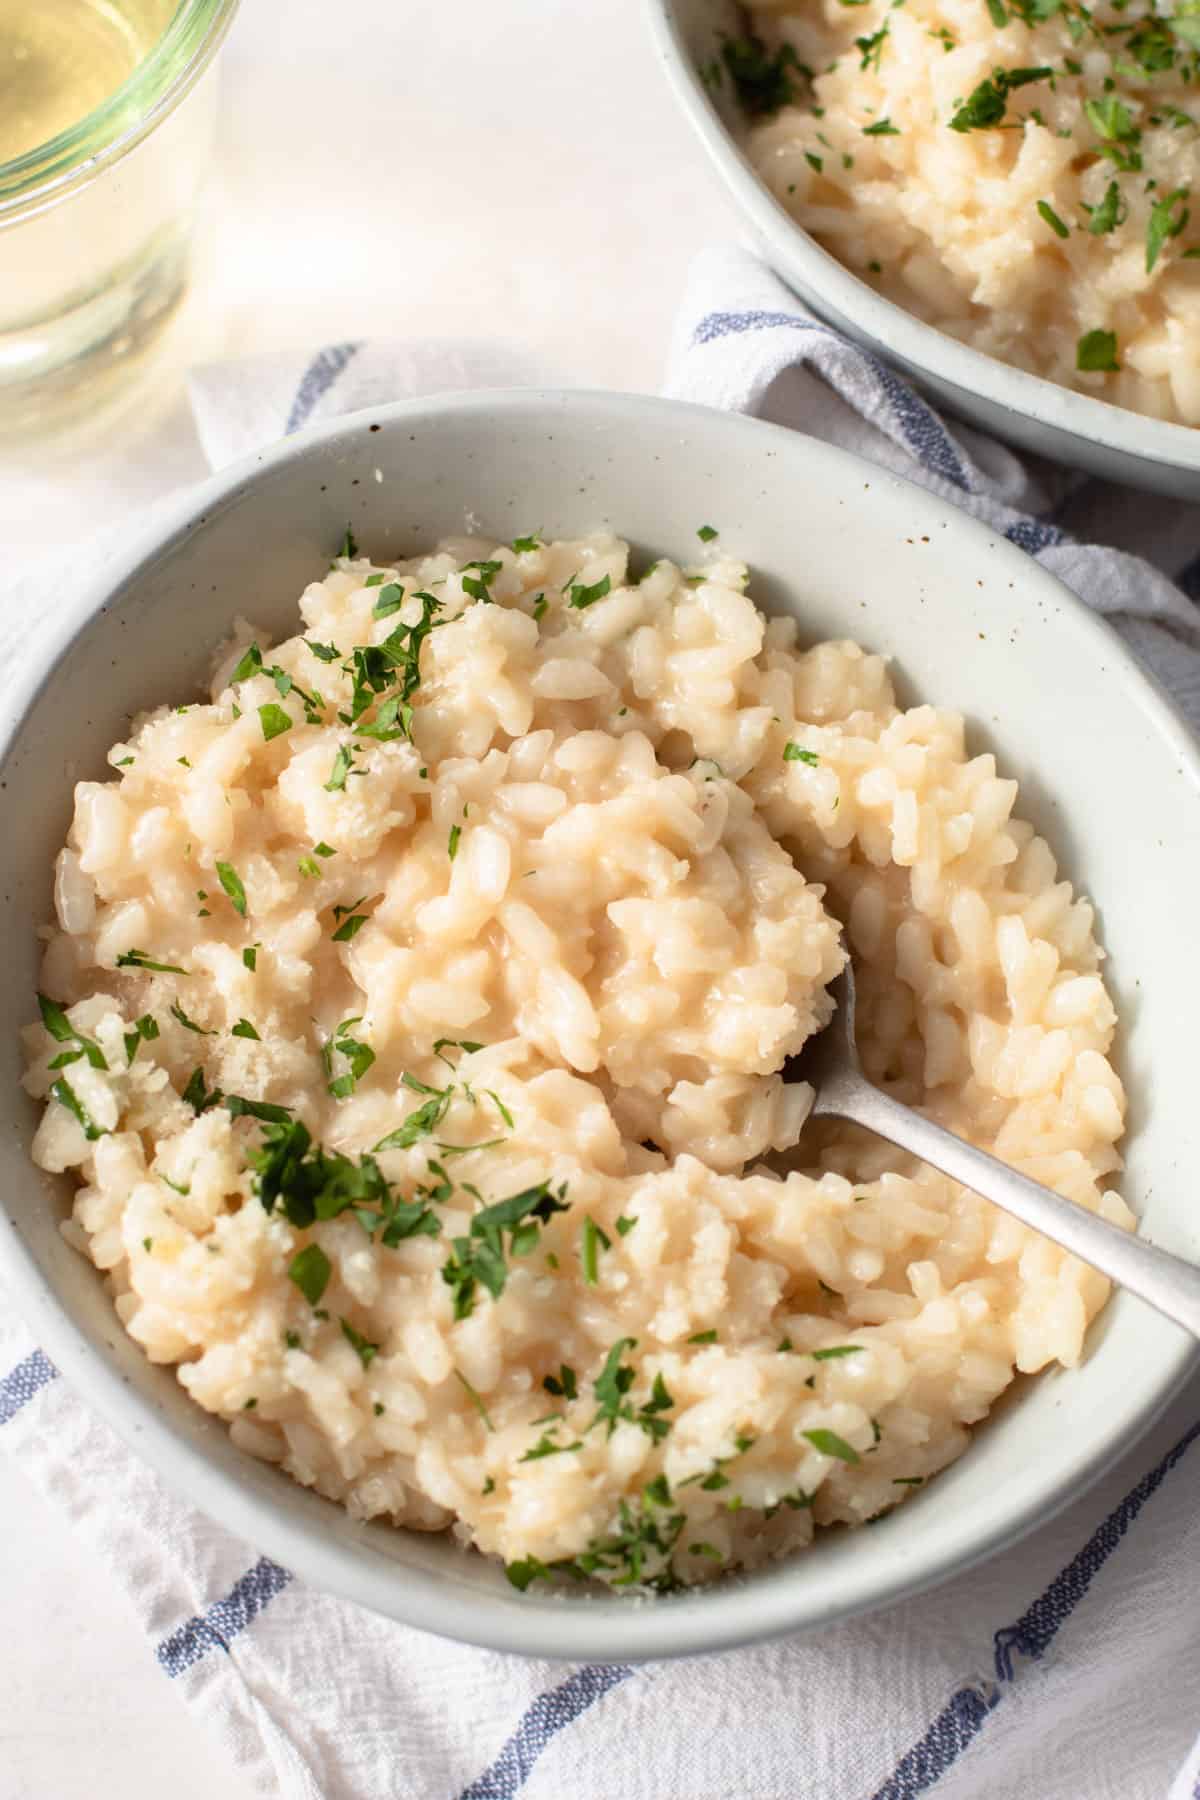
[647,0,1200,499]
[1,389,1197,1661]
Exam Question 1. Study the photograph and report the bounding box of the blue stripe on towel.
[156,1556,292,1677]
[869,363,972,493]
[0,1349,58,1424]
[870,1413,1200,1798]
[1005,518,1067,555]
[285,341,362,435]
[691,308,972,492]
[457,1663,634,1800]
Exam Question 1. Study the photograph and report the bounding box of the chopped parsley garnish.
[448,824,462,861]
[372,583,405,620]
[231,642,263,684]
[763,1488,814,1520]
[340,1317,379,1368]
[182,1066,221,1112]
[455,1369,495,1429]
[373,1077,453,1149]
[566,573,612,610]
[721,32,807,115]
[231,1019,260,1040]
[1084,95,1143,169]
[258,702,293,742]
[856,22,889,71]
[590,1340,675,1442]
[305,640,340,663]
[243,946,259,973]
[811,1345,865,1360]
[949,66,1051,132]
[331,907,368,943]
[688,1329,719,1345]
[337,525,359,561]
[297,857,321,879]
[266,666,322,723]
[1085,180,1126,234]
[433,1036,484,1066]
[226,1095,294,1123]
[512,532,542,553]
[215,862,247,917]
[326,1018,375,1098]
[580,1215,611,1285]
[51,1076,107,1141]
[697,524,719,542]
[615,1214,637,1236]
[123,1013,159,1064]
[863,117,901,134]
[1077,328,1121,371]
[484,1089,514,1129]
[531,593,548,622]
[504,1557,550,1592]
[806,151,824,172]
[1146,187,1190,271]
[783,742,820,765]
[288,1242,331,1306]
[440,1182,569,1319]
[803,1427,861,1464]
[117,950,189,974]
[520,1428,585,1461]
[170,1001,213,1036]
[1086,96,1135,142]
[1037,200,1070,238]
[324,744,356,792]
[543,1364,578,1400]
[246,1118,443,1247]
[38,994,108,1070]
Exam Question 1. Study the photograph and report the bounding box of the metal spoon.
[792,963,1200,1338]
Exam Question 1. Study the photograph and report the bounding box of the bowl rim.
[2,386,1198,1663]
[644,0,1200,478]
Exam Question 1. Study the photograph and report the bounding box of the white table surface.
[0,2,740,1794]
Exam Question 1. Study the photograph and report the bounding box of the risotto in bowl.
[0,390,1197,1660]
[648,0,1200,495]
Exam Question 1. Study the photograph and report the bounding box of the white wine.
[0,0,177,165]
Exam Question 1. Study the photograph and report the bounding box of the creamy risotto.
[729,0,1200,424]
[22,529,1131,1594]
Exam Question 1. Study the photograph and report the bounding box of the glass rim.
[0,0,239,219]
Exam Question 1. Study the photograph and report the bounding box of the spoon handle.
[814,1069,1200,1340]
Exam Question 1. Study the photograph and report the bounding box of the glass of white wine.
[0,0,239,434]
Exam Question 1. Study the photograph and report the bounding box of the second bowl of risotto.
[1,389,1198,1661]
[649,0,1200,496]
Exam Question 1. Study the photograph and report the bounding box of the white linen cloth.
[3,245,1200,1800]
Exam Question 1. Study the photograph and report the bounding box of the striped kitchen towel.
[5,247,1200,1800]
